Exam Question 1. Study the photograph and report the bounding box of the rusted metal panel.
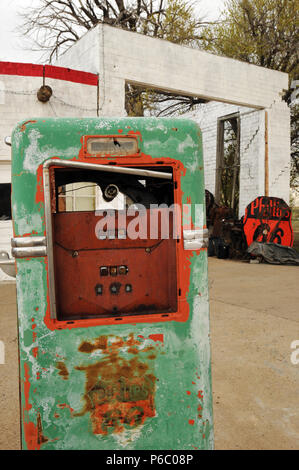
[53,211,177,319]
[11,117,213,450]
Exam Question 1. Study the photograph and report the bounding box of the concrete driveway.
[0,258,298,449]
[209,258,299,449]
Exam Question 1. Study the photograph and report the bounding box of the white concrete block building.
[0,24,291,279]
[56,24,290,214]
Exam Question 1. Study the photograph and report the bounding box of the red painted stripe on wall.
[0,62,98,86]
[0,62,43,77]
[45,65,98,86]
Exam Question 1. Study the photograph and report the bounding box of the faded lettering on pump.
[73,334,157,434]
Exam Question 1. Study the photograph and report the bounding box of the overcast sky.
[0,0,225,64]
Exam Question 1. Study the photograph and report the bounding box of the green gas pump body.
[11,117,213,450]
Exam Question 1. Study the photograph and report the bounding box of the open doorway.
[215,113,240,217]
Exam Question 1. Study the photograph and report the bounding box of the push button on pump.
[100,265,128,276]
[119,265,128,275]
[110,266,118,276]
[95,284,103,295]
[100,266,109,276]
[110,283,121,295]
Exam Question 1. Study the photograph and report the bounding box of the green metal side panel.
[11,117,214,450]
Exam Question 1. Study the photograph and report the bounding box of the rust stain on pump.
[74,334,156,435]
[37,413,48,445]
[20,120,37,132]
[56,362,69,380]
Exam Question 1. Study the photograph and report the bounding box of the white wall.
[0,73,98,179]
[57,24,291,207]
[185,100,291,216]
[0,65,99,281]
[185,102,266,217]
[267,100,291,203]
[57,24,288,109]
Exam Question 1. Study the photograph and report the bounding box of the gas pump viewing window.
[86,136,139,156]
[48,164,178,322]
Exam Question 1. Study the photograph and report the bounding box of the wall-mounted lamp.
[37,85,53,103]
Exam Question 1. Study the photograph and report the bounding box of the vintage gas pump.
[11,117,213,450]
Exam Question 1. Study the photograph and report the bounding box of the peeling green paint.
[12,117,214,450]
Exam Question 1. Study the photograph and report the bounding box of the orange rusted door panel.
[53,210,177,319]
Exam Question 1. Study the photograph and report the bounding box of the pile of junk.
[205,191,299,265]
